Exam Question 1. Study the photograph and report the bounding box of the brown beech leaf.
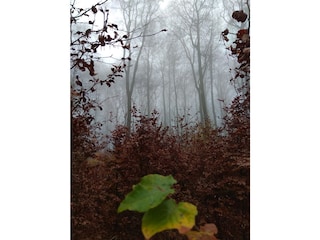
[222,28,229,36]
[85,29,91,37]
[243,47,250,54]
[91,6,97,14]
[75,80,82,86]
[200,223,218,235]
[98,34,105,44]
[237,29,249,39]
[232,10,248,22]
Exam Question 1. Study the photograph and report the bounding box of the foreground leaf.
[117,174,177,213]
[142,199,198,239]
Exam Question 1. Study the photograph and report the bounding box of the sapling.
[117,174,218,240]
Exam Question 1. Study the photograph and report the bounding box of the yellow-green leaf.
[117,174,177,213]
[142,199,198,239]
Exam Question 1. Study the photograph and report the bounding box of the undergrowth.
[71,96,250,240]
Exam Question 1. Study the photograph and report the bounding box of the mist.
[71,0,249,139]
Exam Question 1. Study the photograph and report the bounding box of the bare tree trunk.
[209,47,217,127]
[119,0,159,131]
[172,0,215,125]
[145,48,153,116]
[172,60,179,119]
[161,70,167,126]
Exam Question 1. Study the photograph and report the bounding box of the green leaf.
[142,199,198,240]
[117,174,177,213]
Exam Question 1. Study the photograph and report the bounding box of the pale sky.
[160,0,171,9]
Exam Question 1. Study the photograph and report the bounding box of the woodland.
[71,0,250,239]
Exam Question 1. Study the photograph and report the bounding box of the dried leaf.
[75,80,82,86]
[232,10,248,22]
[200,224,218,235]
[222,28,229,36]
[91,6,97,14]
[85,29,91,37]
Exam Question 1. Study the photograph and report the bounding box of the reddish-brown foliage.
[72,100,249,240]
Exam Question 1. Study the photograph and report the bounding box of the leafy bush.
[71,106,249,239]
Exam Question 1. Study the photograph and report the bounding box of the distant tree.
[118,0,162,131]
[169,0,216,125]
[208,46,218,126]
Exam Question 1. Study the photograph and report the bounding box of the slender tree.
[118,0,160,131]
[169,0,216,124]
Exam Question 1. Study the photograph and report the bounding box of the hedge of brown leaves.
[72,97,249,240]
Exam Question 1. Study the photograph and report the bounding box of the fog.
[71,0,250,137]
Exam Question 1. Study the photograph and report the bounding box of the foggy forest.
[71,0,250,239]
